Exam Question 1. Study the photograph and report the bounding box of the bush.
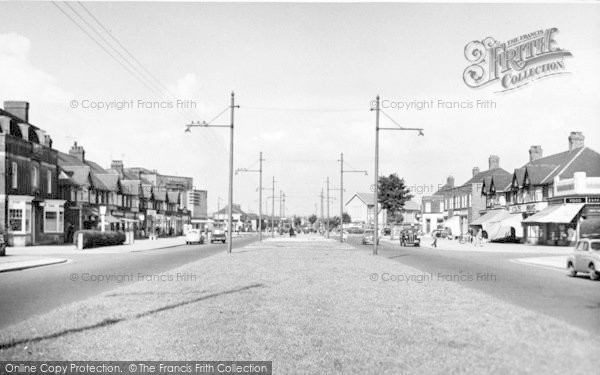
[73,230,126,249]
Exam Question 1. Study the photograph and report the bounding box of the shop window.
[9,209,23,231]
[44,206,64,233]
[8,207,30,233]
[11,162,18,189]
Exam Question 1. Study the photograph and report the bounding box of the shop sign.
[583,205,600,218]
[565,197,585,204]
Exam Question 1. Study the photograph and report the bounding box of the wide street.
[1,235,598,373]
[0,235,257,330]
[346,235,600,334]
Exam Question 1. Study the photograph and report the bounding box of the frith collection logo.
[463,28,572,92]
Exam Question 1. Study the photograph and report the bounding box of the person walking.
[476,228,483,247]
[431,232,438,248]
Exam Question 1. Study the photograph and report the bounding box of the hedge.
[73,230,126,249]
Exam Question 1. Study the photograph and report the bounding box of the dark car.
[400,229,420,247]
[362,229,379,245]
[211,229,226,243]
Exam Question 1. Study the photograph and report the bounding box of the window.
[425,202,431,213]
[44,205,64,233]
[11,162,18,189]
[8,205,31,234]
[9,209,23,231]
[47,170,52,194]
[31,166,39,188]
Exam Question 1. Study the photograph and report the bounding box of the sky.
[1,1,599,217]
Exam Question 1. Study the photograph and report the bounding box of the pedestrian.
[66,223,74,243]
[431,232,438,248]
[476,228,483,247]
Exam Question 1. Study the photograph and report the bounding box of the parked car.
[362,229,379,245]
[211,229,227,244]
[567,237,600,280]
[347,227,365,235]
[400,229,420,247]
[185,229,204,245]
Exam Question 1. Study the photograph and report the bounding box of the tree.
[329,216,341,229]
[342,212,351,224]
[308,214,317,225]
[377,174,414,224]
[293,216,302,227]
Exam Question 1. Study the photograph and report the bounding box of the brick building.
[0,101,65,246]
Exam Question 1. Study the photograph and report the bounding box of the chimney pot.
[3,101,29,123]
[568,131,585,151]
[446,175,454,188]
[69,141,85,163]
[472,167,480,177]
[529,145,543,162]
[488,155,500,170]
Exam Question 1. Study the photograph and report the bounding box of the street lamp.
[235,151,265,241]
[371,95,424,255]
[185,92,239,253]
[339,152,367,243]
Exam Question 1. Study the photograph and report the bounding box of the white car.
[567,237,600,280]
[185,229,204,245]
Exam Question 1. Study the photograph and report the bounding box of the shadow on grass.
[0,283,264,351]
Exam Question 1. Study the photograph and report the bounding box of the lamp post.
[339,152,367,243]
[235,151,264,241]
[99,205,107,232]
[186,92,239,253]
[371,95,424,255]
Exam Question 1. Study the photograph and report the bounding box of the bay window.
[44,201,65,233]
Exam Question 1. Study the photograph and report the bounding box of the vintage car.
[362,229,379,245]
[567,236,600,280]
[211,229,227,244]
[185,229,204,245]
[400,229,420,247]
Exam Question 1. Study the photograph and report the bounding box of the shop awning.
[444,216,460,236]
[104,215,121,224]
[522,203,585,224]
[486,212,524,240]
[470,210,508,227]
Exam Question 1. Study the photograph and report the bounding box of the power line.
[243,106,364,113]
[53,1,227,153]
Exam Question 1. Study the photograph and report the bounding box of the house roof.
[167,191,180,203]
[216,204,247,215]
[490,173,512,193]
[94,174,119,192]
[154,189,167,201]
[61,165,91,187]
[346,192,420,211]
[57,151,107,174]
[462,167,512,186]
[514,146,599,186]
[120,180,141,196]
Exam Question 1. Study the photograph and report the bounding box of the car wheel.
[589,264,600,280]
[567,262,577,277]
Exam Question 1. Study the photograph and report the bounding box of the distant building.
[482,132,600,245]
[0,101,65,246]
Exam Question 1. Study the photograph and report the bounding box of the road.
[346,235,600,334]
[0,236,257,330]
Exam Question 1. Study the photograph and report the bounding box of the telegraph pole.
[326,177,330,238]
[272,176,275,238]
[320,189,324,233]
[339,152,367,243]
[235,152,265,241]
[371,95,424,255]
[373,95,380,255]
[185,92,239,253]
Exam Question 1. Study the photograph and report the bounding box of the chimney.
[4,101,29,123]
[529,145,543,162]
[488,155,500,170]
[568,131,585,151]
[69,141,85,162]
[111,160,124,177]
[472,167,480,177]
[446,175,454,188]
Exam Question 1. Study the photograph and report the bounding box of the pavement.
[511,256,567,270]
[1,234,598,373]
[381,235,573,255]
[0,255,67,273]
[0,236,198,273]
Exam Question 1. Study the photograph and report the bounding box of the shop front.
[522,203,585,245]
[7,196,66,246]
